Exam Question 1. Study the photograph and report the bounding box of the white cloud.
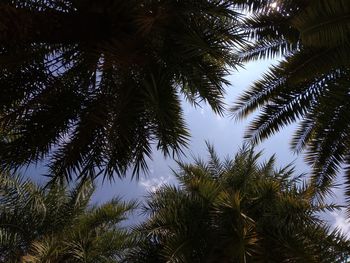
[139,175,172,192]
[331,209,350,238]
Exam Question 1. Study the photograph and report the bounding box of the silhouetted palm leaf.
[0,0,244,181]
[231,0,350,207]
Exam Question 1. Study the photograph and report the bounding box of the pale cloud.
[139,174,173,192]
[331,209,350,238]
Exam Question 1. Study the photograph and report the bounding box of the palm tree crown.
[0,0,244,181]
[231,0,350,203]
[0,173,136,262]
[128,145,350,262]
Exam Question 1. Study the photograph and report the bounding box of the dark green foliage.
[0,0,244,181]
[0,173,137,262]
[231,0,350,207]
[129,145,350,262]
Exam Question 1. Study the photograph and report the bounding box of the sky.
[93,60,312,199]
[28,59,350,235]
[94,60,349,234]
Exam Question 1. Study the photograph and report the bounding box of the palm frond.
[135,145,349,262]
[292,0,350,47]
[0,173,136,262]
[0,0,244,181]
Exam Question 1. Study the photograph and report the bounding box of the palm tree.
[128,145,350,262]
[231,0,350,203]
[0,0,244,181]
[0,173,136,262]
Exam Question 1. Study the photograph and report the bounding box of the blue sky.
[27,59,350,235]
[93,60,349,234]
[93,60,310,201]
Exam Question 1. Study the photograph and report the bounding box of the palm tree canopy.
[0,173,137,262]
[128,145,350,263]
[231,0,350,205]
[0,0,244,181]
